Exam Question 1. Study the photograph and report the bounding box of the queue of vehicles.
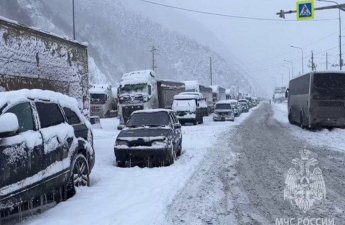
[0,17,258,223]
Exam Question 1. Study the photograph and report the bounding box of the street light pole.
[291,45,304,74]
[317,0,342,70]
[284,59,294,78]
[72,0,76,40]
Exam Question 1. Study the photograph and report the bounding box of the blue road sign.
[297,0,314,21]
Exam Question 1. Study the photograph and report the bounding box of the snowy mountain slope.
[1,0,252,91]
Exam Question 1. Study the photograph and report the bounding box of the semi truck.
[183,80,213,112]
[118,70,185,124]
[211,85,226,104]
[90,84,117,118]
[0,17,89,112]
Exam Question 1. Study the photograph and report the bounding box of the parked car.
[228,100,240,117]
[238,99,249,113]
[213,100,235,121]
[172,93,204,125]
[0,89,95,220]
[114,109,182,167]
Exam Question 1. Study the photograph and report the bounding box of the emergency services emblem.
[284,148,326,213]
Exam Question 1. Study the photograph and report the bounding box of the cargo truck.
[211,85,226,104]
[118,70,185,124]
[90,84,117,118]
[183,80,213,113]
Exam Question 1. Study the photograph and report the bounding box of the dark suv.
[115,109,182,167]
[0,89,95,221]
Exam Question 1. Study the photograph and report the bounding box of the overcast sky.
[125,0,343,94]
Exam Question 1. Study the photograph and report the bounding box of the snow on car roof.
[132,109,173,114]
[216,100,233,104]
[120,70,156,85]
[179,92,203,98]
[0,89,79,112]
[174,94,200,100]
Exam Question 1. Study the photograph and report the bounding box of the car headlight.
[115,140,128,146]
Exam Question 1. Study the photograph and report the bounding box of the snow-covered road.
[163,103,345,225]
[22,109,254,225]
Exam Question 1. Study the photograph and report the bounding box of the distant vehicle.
[238,99,249,113]
[245,96,254,108]
[0,18,90,114]
[178,92,208,116]
[287,71,345,129]
[0,89,95,222]
[225,89,232,100]
[172,93,204,125]
[90,84,117,118]
[118,70,185,124]
[228,99,240,117]
[114,109,182,167]
[273,86,287,103]
[213,100,235,121]
[211,85,226,104]
[183,81,213,113]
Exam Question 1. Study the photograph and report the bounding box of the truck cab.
[90,84,117,118]
[118,70,158,124]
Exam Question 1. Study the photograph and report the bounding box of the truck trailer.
[118,70,185,124]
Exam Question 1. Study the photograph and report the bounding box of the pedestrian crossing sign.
[297,0,315,21]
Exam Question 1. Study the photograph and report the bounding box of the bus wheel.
[288,110,293,124]
[300,111,305,129]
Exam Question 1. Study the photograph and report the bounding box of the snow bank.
[273,102,345,152]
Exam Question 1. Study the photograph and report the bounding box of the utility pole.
[151,46,158,71]
[210,57,213,85]
[326,52,329,70]
[311,51,315,71]
[72,0,76,40]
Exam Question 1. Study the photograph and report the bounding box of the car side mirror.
[174,123,181,129]
[285,89,289,98]
[0,113,19,138]
[117,125,125,130]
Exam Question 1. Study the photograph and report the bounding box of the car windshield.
[90,94,107,104]
[215,103,231,110]
[127,111,170,127]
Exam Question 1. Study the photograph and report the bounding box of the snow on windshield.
[172,99,196,112]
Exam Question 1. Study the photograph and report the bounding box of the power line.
[138,0,337,22]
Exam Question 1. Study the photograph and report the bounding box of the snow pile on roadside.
[23,108,255,225]
[273,103,345,152]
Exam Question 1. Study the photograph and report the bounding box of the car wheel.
[193,120,197,125]
[177,140,182,157]
[167,145,176,166]
[71,154,90,188]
